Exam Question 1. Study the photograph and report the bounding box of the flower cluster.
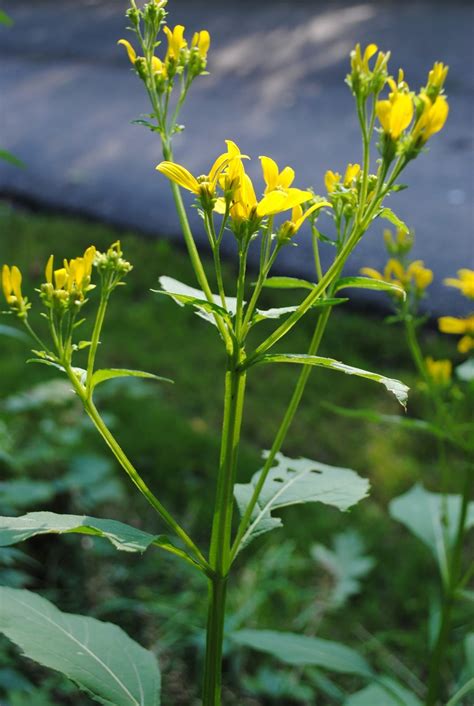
[438,270,474,355]
[119,1,210,95]
[347,43,390,98]
[40,246,96,312]
[157,141,330,242]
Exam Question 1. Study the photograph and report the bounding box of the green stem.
[66,367,209,571]
[203,362,247,704]
[231,306,332,560]
[86,290,110,398]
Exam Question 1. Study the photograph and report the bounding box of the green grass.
[0,203,469,704]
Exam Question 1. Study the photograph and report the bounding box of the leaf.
[0,324,29,341]
[234,451,369,550]
[154,276,235,325]
[0,480,56,511]
[0,511,173,554]
[0,10,13,26]
[465,633,474,677]
[0,149,24,167]
[344,678,422,706]
[335,276,405,299]
[311,530,375,608]
[91,368,172,392]
[324,403,448,440]
[253,298,346,322]
[377,207,409,233]
[389,484,474,579]
[0,588,161,706]
[231,629,372,676]
[262,276,316,290]
[256,354,409,407]
[456,358,474,382]
[446,679,474,706]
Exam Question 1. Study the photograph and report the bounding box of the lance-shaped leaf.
[0,511,173,554]
[344,678,422,706]
[253,298,346,323]
[0,587,160,706]
[90,368,173,392]
[377,207,409,233]
[231,629,372,677]
[335,276,405,299]
[153,276,236,325]
[254,354,409,407]
[389,484,474,580]
[262,276,316,290]
[234,452,369,550]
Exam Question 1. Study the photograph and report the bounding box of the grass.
[0,202,469,704]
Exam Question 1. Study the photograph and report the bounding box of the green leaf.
[153,276,235,325]
[231,629,372,676]
[344,678,422,706]
[456,358,474,382]
[0,511,177,554]
[91,368,172,392]
[324,403,448,440]
[0,481,55,511]
[234,451,369,549]
[446,679,474,706]
[0,324,29,341]
[335,276,405,299]
[253,298,346,322]
[0,10,13,26]
[389,485,474,579]
[377,207,409,233]
[311,530,375,608]
[465,634,474,677]
[0,587,161,706]
[0,149,24,167]
[256,354,409,407]
[262,276,316,290]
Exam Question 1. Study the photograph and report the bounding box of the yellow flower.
[351,43,378,73]
[360,258,432,294]
[376,92,414,140]
[343,163,360,186]
[412,95,449,144]
[324,170,341,194]
[444,269,474,299]
[407,260,433,291]
[2,264,29,316]
[427,62,448,93]
[191,30,211,59]
[259,156,312,210]
[118,39,137,65]
[278,201,331,241]
[164,25,187,62]
[425,357,452,386]
[439,315,474,354]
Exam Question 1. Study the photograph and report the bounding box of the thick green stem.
[203,363,247,704]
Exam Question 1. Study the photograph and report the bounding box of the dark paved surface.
[0,0,473,313]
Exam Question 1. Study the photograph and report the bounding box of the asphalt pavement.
[0,0,473,313]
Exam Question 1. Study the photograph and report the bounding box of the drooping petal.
[117,39,137,65]
[293,201,331,232]
[156,162,200,193]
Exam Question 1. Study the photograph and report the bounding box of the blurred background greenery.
[0,202,471,704]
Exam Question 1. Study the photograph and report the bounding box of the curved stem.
[86,290,109,398]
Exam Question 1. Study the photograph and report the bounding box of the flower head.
[277,200,331,243]
[360,258,432,296]
[426,62,448,100]
[412,95,449,144]
[2,264,30,318]
[164,24,187,62]
[438,315,474,355]
[443,269,474,299]
[191,30,211,59]
[425,357,452,386]
[376,91,414,140]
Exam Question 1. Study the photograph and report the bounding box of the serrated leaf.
[378,207,409,233]
[389,484,474,579]
[262,276,316,290]
[0,511,171,553]
[231,629,372,676]
[234,451,369,550]
[153,276,235,326]
[256,354,409,407]
[344,678,422,706]
[335,276,405,299]
[91,368,172,392]
[0,588,161,706]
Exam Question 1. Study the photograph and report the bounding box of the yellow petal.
[363,43,378,66]
[343,163,361,186]
[293,201,331,232]
[360,267,383,281]
[260,156,279,192]
[156,161,200,193]
[390,94,413,139]
[438,316,467,334]
[2,264,12,299]
[10,266,22,301]
[281,188,313,211]
[376,100,392,134]
[118,39,137,65]
[45,255,54,284]
[458,335,474,354]
[324,170,341,193]
[278,166,295,189]
[256,191,288,217]
[54,268,68,290]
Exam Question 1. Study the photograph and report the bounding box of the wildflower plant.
[0,2,456,704]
